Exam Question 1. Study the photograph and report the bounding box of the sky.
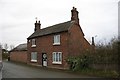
[119,1,120,39]
[0,0,119,49]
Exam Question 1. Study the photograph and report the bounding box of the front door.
[42,53,47,67]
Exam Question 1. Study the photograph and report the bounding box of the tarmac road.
[2,61,93,78]
[0,60,2,80]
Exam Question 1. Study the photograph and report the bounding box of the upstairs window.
[53,35,60,45]
[31,39,36,47]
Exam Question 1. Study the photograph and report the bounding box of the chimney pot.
[71,7,79,25]
[92,37,95,45]
[34,20,41,32]
[38,21,40,23]
[73,7,75,9]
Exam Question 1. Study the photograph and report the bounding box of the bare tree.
[10,44,15,50]
[0,43,2,60]
[0,43,2,49]
[4,43,8,50]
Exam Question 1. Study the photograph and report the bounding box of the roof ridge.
[28,20,72,39]
[41,20,71,30]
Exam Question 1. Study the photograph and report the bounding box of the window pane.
[56,53,58,62]
[55,36,57,43]
[53,35,60,44]
[34,53,37,60]
[31,52,37,60]
[32,39,36,45]
[57,35,60,43]
[59,53,61,62]
[53,53,55,62]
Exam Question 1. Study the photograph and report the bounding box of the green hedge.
[66,38,119,71]
[67,51,93,71]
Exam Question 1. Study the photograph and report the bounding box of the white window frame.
[53,35,60,45]
[52,52,62,64]
[31,52,37,62]
[31,39,36,47]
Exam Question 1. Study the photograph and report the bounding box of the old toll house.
[27,7,94,69]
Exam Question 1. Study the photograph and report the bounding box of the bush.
[67,51,93,71]
[67,37,119,69]
[66,37,119,77]
[93,37,118,64]
[2,53,9,59]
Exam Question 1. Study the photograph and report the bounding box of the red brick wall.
[27,32,69,69]
[10,51,27,63]
[68,24,92,56]
[27,24,92,69]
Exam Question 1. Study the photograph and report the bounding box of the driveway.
[2,61,94,78]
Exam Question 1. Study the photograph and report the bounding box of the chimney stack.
[92,37,95,45]
[71,7,79,25]
[34,20,41,32]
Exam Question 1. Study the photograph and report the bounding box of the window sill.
[31,60,37,62]
[53,43,60,46]
[52,62,62,64]
[31,45,36,47]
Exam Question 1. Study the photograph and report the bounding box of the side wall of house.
[68,24,91,56]
[27,32,69,69]
[10,51,27,63]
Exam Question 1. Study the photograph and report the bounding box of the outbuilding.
[10,43,27,63]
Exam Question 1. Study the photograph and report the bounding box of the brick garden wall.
[10,51,27,63]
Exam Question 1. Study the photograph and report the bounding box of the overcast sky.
[0,0,119,48]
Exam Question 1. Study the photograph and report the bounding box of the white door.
[42,53,47,67]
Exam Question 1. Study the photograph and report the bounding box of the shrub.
[67,51,93,71]
[2,53,9,59]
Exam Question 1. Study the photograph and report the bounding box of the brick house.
[10,43,27,63]
[27,7,94,69]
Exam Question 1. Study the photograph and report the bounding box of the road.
[2,61,93,78]
[0,61,2,80]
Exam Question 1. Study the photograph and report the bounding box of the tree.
[10,44,15,50]
[0,43,2,49]
[0,43,2,60]
[4,43,8,50]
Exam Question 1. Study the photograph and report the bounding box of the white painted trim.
[53,43,60,45]
[31,45,36,47]
[31,60,37,62]
[52,61,62,64]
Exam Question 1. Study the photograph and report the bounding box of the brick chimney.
[71,7,79,25]
[91,37,95,51]
[92,37,95,45]
[34,20,41,32]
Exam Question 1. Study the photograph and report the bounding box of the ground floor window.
[31,52,37,62]
[52,52,62,64]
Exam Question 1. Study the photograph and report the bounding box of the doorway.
[42,53,47,67]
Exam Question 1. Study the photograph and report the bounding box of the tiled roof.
[28,21,74,39]
[10,43,27,52]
